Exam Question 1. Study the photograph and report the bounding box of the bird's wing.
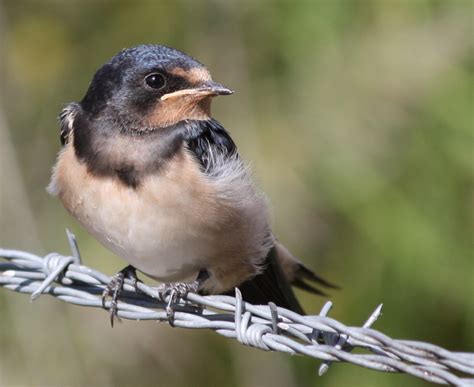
[182,119,237,169]
[183,120,337,313]
[58,103,81,146]
[226,246,306,314]
[226,243,338,314]
[274,240,339,297]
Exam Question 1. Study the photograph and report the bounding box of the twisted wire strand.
[0,231,472,386]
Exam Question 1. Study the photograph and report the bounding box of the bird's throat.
[145,96,212,129]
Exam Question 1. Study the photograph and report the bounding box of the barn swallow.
[48,45,336,324]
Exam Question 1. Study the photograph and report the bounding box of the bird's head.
[80,44,233,132]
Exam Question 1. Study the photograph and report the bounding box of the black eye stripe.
[144,73,166,89]
[171,76,189,89]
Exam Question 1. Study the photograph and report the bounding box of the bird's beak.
[161,81,234,101]
[195,81,234,96]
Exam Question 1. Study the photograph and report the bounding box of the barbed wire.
[0,230,472,386]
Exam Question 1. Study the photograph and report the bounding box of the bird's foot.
[158,281,200,325]
[158,269,209,325]
[102,265,140,327]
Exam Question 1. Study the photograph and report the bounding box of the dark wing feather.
[294,263,339,290]
[183,119,237,169]
[224,247,305,314]
[58,103,81,146]
[292,278,328,297]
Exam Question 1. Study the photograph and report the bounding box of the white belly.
[50,146,221,281]
[76,180,216,281]
[49,144,273,291]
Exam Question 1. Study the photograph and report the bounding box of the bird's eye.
[144,73,166,90]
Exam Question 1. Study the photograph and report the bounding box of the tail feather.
[292,278,329,297]
[227,246,305,314]
[227,241,338,314]
[274,240,339,297]
[296,263,340,290]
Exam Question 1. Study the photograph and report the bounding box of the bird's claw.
[102,265,139,327]
[158,281,200,326]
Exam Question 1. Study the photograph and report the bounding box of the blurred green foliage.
[0,1,472,386]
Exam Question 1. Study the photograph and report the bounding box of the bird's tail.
[274,240,339,298]
[229,242,338,314]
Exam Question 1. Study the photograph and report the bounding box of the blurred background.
[0,0,472,386]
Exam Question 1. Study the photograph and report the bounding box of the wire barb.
[0,231,473,386]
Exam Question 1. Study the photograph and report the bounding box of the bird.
[48,44,336,324]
